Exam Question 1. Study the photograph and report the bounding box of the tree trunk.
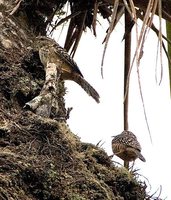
[0,1,160,199]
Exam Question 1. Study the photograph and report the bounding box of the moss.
[0,110,148,199]
[0,42,159,200]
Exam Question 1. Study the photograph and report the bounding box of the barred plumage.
[36,36,100,103]
[112,131,146,166]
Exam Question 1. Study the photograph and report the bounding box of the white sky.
[54,17,171,199]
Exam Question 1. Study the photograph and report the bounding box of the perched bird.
[112,130,146,168]
[35,36,100,103]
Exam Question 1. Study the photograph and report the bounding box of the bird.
[111,130,146,168]
[35,36,100,103]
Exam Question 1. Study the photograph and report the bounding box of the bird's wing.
[53,43,84,77]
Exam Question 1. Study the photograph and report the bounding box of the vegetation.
[1,0,170,199]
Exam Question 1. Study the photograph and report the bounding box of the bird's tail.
[138,152,146,162]
[71,73,100,103]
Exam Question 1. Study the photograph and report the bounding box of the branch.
[25,62,60,117]
[124,10,132,131]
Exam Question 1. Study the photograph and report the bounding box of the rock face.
[0,1,161,199]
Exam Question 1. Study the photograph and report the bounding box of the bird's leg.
[129,161,135,172]
[124,161,129,169]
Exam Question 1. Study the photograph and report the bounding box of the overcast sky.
[54,17,171,199]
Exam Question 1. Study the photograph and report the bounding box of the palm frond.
[166,21,171,95]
